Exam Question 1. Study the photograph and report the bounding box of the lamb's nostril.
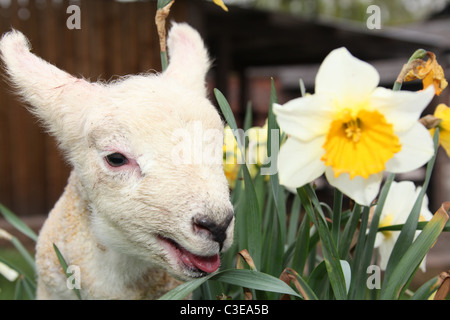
[193,217,215,234]
[193,214,233,251]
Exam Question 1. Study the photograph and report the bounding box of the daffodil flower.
[247,121,269,167]
[404,51,448,96]
[273,47,435,206]
[223,125,242,188]
[430,104,450,157]
[374,181,433,271]
[223,121,278,187]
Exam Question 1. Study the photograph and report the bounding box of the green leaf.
[53,243,82,300]
[0,203,38,242]
[21,276,36,300]
[241,164,262,269]
[197,279,225,300]
[215,88,238,133]
[410,276,439,300]
[214,88,244,159]
[291,210,310,275]
[159,269,302,300]
[160,273,214,300]
[338,204,362,258]
[214,269,301,298]
[297,185,347,299]
[380,202,449,299]
[348,206,370,298]
[266,78,286,275]
[14,277,23,300]
[282,268,318,300]
[243,101,253,132]
[331,189,343,246]
[349,173,395,299]
[378,220,450,232]
[287,195,301,244]
[307,261,329,298]
[10,236,36,273]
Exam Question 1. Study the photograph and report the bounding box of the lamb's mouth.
[157,236,221,277]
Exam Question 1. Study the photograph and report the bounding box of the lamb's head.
[0,23,234,280]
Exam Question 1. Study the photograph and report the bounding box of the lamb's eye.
[105,153,128,167]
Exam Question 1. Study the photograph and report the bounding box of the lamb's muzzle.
[193,212,234,251]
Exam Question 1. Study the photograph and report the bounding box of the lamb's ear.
[164,23,210,96]
[0,30,97,150]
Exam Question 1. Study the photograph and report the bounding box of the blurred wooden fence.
[0,0,188,217]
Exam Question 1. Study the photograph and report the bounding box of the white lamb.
[0,23,234,299]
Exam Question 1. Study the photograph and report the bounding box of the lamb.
[0,23,234,299]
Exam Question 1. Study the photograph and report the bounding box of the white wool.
[0,22,234,300]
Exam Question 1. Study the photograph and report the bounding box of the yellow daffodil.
[430,104,450,157]
[374,181,433,271]
[247,121,269,167]
[213,0,228,12]
[404,52,448,96]
[223,125,241,188]
[223,121,275,188]
[273,47,435,206]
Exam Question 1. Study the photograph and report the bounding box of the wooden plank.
[5,0,46,217]
[0,2,14,211]
[136,0,159,73]
[39,0,71,212]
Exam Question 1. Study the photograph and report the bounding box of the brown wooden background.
[0,0,189,217]
[1,0,450,219]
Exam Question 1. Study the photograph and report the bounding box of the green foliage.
[175,79,450,301]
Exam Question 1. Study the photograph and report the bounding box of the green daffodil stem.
[155,0,175,71]
[393,48,427,91]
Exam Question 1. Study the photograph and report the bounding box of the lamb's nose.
[193,213,234,250]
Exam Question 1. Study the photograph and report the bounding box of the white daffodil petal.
[385,122,434,173]
[371,180,433,272]
[315,47,379,105]
[378,236,397,270]
[278,137,326,189]
[383,181,417,223]
[418,250,428,272]
[273,94,333,142]
[374,232,384,249]
[325,168,383,206]
[370,86,435,133]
